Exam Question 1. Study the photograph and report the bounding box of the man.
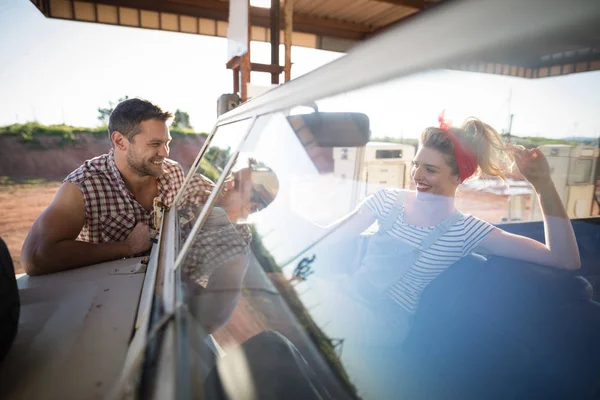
[21,98,185,275]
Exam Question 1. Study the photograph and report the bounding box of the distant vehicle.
[2,0,600,399]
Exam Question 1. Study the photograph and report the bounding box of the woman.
[317,115,581,399]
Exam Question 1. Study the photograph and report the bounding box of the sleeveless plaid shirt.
[64,151,185,243]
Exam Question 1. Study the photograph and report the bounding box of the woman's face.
[411,146,460,199]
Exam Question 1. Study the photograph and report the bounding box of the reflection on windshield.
[288,114,335,174]
[175,119,251,251]
[174,112,361,399]
[176,120,281,333]
[173,71,599,400]
[179,157,279,289]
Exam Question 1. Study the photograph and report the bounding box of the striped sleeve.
[461,215,495,256]
[362,188,402,219]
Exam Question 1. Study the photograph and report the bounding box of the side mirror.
[288,112,371,148]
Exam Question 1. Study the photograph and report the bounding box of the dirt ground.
[456,188,532,223]
[0,181,525,276]
[0,181,61,275]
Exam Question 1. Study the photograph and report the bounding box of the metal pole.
[507,113,514,142]
[593,135,600,215]
[233,68,240,94]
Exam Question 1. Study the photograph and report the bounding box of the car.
[2,0,600,398]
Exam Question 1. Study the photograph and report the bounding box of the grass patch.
[509,135,581,148]
[249,226,281,274]
[0,123,208,144]
[0,176,53,192]
[198,158,221,183]
[372,135,588,148]
[0,176,48,185]
[0,123,107,146]
[170,127,209,139]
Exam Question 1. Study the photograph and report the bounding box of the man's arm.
[21,182,152,276]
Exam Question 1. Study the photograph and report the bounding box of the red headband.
[438,111,477,182]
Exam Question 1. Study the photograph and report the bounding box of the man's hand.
[124,223,153,255]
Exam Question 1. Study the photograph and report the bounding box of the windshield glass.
[174,69,600,400]
[175,118,252,255]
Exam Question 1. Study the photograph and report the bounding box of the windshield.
[175,118,252,255]
[173,69,600,400]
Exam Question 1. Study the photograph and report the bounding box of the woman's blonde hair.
[420,117,513,181]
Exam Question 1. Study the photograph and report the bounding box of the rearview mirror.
[288,112,370,148]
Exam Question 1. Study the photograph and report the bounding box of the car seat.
[400,255,600,399]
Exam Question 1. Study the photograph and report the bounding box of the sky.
[0,0,341,133]
[1,0,599,139]
[314,68,600,140]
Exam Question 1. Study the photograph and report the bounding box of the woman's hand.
[510,146,552,189]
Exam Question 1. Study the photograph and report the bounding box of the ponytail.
[420,117,513,181]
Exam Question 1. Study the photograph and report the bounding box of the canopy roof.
[31,0,436,52]
[31,0,600,78]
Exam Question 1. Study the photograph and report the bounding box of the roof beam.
[250,7,369,40]
[86,0,370,40]
[370,0,427,10]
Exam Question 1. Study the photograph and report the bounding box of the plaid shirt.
[176,173,253,285]
[64,151,185,243]
[181,207,253,286]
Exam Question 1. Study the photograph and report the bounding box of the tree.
[97,96,129,124]
[172,109,192,129]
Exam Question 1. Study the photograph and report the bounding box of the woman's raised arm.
[475,147,580,270]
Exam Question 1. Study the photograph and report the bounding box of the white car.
[2,0,600,399]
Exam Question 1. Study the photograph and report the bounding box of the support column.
[241,0,251,101]
[283,0,294,82]
[270,0,281,84]
[233,68,240,94]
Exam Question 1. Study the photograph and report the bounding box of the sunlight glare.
[250,0,272,8]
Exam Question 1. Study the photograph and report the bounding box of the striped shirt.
[363,188,494,313]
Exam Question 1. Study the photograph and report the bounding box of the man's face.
[126,119,171,178]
